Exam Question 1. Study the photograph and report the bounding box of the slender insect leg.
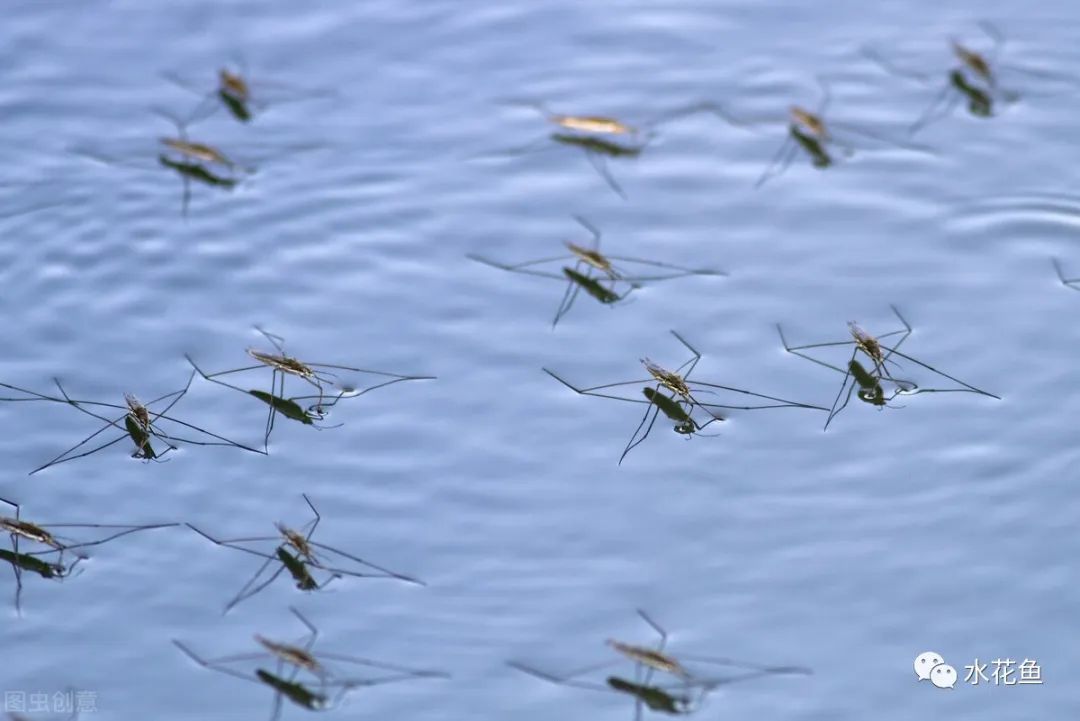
[542,369,656,404]
[466,253,573,276]
[11,555,23,615]
[977,20,1006,69]
[507,661,618,691]
[29,435,129,476]
[50,524,179,555]
[552,259,586,328]
[225,559,287,614]
[776,324,851,374]
[669,331,702,378]
[884,349,1000,398]
[306,542,424,585]
[584,150,627,200]
[1052,258,1080,288]
[824,349,860,430]
[288,605,320,654]
[260,369,282,451]
[301,494,321,544]
[635,609,670,688]
[172,641,256,681]
[910,83,956,135]
[756,135,796,188]
[572,215,603,250]
[184,356,267,387]
[620,390,663,465]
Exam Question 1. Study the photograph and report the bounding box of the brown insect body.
[276,522,316,562]
[247,349,316,380]
[847,322,886,369]
[125,394,151,430]
[641,359,691,398]
[219,68,251,102]
[565,242,615,277]
[255,634,323,674]
[607,639,690,678]
[550,114,636,136]
[790,106,827,139]
[951,41,993,84]
[160,137,234,168]
[0,517,60,548]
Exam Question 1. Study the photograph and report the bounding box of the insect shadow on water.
[0,371,264,475]
[0,497,176,614]
[467,216,727,328]
[186,493,423,614]
[683,76,933,187]
[509,610,810,720]
[476,99,689,199]
[544,331,828,464]
[186,326,435,453]
[863,21,1080,134]
[162,56,336,124]
[173,606,447,721]
[777,305,1000,430]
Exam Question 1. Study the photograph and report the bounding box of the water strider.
[164,59,335,123]
[678,78,930,186]
[0,371,263,475]
[864,21,1080,133]
[509,610,810,720]
[468,216,725,327]
[174,607,446,720]
[480,99,696,198]
[544,331,827,463]
[0,497,175,613]
[777,305,1000,429]
[186,326,434,452]
[185,493,422,613]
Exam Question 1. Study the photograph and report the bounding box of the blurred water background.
[1,0,1078,718]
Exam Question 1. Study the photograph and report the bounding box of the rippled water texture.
[1,1,1079,719]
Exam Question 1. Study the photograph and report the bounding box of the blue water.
[1,1,1078,719]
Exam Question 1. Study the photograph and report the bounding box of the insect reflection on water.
[544,331,828,464]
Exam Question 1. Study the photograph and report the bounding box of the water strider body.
[159,136,237,169]
[606,640,689,678]
[548,113,637,136]
[255,635,324,676]
[0,517,61,549]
